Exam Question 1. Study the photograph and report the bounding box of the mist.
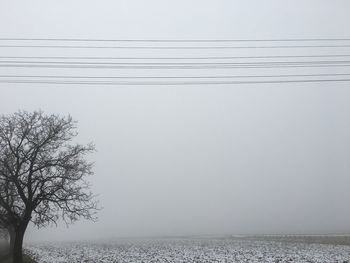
[0,85,347,242]
[0,0,349,243]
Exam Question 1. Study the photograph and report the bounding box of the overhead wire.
[1,45,350,49]
[1,60,350,65]
[1,55,350,60]
[0,78,349,85]
[0,38,350,42]
[1,63,350,69]
[1,73,349,79]
[1,38,350,85]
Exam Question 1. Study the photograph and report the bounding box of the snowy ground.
[25,238,350,263]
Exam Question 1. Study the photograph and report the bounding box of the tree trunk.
[12,226,25,263]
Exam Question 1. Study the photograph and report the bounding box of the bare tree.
[0,110,98,263]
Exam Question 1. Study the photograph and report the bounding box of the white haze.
[0,0,349,241]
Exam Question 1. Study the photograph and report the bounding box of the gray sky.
[0,0,349,241]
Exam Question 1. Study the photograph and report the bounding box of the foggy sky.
[0,0,350,241]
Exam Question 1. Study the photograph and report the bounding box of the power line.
[1,60,350,65]
[1,38,349,86]
[1,63,350,69]
[0,38,350,42]
[1,73,349,79]
[1,55,350,60]
[0,79,349,85]
[1,45,350,49]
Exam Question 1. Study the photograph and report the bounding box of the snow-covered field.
[25,238,350,263]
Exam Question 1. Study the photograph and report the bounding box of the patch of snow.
[25,238,350,263]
